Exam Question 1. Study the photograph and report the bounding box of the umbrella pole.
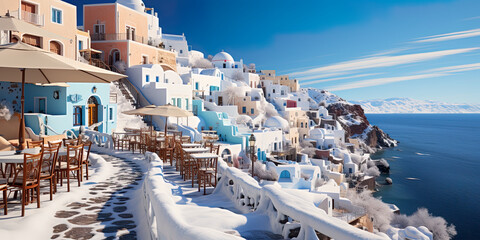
[18,68,26,150]
[164,116,168,136]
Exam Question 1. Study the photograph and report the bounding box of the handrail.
[119,78,152,108]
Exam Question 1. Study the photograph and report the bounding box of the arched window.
[109,49,121,65]
[49,41,62,55]
[280,170,291,179]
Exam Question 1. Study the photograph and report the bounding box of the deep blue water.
[368,114,480,240]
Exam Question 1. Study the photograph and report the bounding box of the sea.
[368,114,480,240]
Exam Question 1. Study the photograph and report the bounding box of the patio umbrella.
[0,15,67,40]
[123,104,193,135]
[0,42,126,149]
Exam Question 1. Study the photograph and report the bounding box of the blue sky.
[68,0,480,104]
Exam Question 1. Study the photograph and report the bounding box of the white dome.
[212,51,234,63]
[264,116,290,131]
[116,0,145,12]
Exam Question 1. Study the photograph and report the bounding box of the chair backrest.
[41,146,60,177]
[48,140,62,149]
[27,140,44,149]
[206,142,220,155]
[173,131,182,140]
[82,141,92,161]
[63,138,79,147]
[21,151,44,186]
[66,144,83,167]
[198,157,218,171]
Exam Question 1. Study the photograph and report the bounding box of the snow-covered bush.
[391,208,456,240]
[191,58,213,69]
[231,71,245,81]
[254,161,278,181]
[346,190,393,232]
[0,100,13,120]
[113,61,127,74]
[365,166,380,177]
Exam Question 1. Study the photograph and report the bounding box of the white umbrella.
[0,42,126,149]
[0,15,67,40]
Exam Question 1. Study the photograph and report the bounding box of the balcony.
[91,33,153,45]
[11,10,44,26]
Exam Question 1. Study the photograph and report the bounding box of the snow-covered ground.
[351,98,480,113]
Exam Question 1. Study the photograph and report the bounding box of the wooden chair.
[40,146,60,200]
[81,141,92,181]
[63,138,79,147]
[129,134,141,153]
[173,131,182,141]
[0,183,7,215]
[10,151,44,216]
[197,156,218,195]
[206,142,221,155]
[27,140,44,149]
[48,140,62,149]
[159,136,175,165]
[56,144,83,192]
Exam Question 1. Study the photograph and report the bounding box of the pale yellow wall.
[0,0,78,59]
[260,69,299,92]
[284,109,309,141]
[234,96,261,116]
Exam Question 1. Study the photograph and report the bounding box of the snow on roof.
[264,116,290,131]
[212,51,234,63]
[199,68,219,76]
[116,0,145,12]
[162,34,186,41]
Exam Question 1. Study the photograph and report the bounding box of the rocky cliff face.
[305,88,397,150]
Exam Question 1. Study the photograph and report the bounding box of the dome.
[212,51,234,63]
[116,0,145,12]
[264,116,290,131]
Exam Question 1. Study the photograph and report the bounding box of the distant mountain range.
[350,98,480,113]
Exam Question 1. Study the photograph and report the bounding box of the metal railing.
[91,33,149,45]
[11,10,44,26]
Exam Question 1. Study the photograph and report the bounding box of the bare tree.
[231,71,245,81]
[0,100,13,120]
[191,58,213,69]
[207,55,214,61]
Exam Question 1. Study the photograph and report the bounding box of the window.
[109,108,113,120]
[242,106,246,114]
[171,98,176,106]
[177,98,181,108]
[146,74,150,82]
[251,108,254,114]
[51,8,62,24]
[156,76,159,82]
[195,82,199,90]
[50,41,62,55]
[301,122,304,128]
[223,63,226,68]
[142,55,148,64]
[273,89,275,93]
[185,98,189,110]
[281,90,285,95]
[73,106,82,126]
[78,40,83,51]
[180,50,183,54]
[126,26,136,40]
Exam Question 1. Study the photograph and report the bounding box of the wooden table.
[189,153,219,187]
[181,143,202,148]
[0,148,40,164]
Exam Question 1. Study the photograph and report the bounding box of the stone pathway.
[50,154,144,240]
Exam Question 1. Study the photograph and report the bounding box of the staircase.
[113,80,137,106]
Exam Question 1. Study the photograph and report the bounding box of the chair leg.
[67,170,70,192]
[77,170,81,187]
[21,189,25,217]
[3,190,7,215]
[36,186,40,208]
[49,178,53,201]
[204,174,207,195]
[85,162,89,180]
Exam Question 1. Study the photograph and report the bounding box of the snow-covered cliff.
[351,98,480,113]
[304,88,397,150]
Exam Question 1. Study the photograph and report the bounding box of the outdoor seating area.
[113,128,221,195]
[0,136,93,216]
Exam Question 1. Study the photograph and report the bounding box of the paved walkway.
[50,154,144,240]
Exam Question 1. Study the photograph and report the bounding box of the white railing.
[84,130,114,149]
[142,152,240,240]
[214,161,388,240]
[11,10,44,26]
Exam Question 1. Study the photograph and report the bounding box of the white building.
[162,33,189,67]
[126,64,192,110]
[184,68,223,97]
[271,164,322,191]
[211,51,260,88]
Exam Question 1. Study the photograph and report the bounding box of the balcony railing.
[11,10,44,26]
[91,33,167,49]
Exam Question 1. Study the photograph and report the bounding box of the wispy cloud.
[289,48,478,77]
[463,16,480,21]
[421,62,480,73]
[414,28,480,43]
[302,73,380,86]
[327,73,446,91]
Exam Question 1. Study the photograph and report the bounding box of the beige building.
[259,70,299,92]
[1,0,83,60]
[283,108,310,141]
